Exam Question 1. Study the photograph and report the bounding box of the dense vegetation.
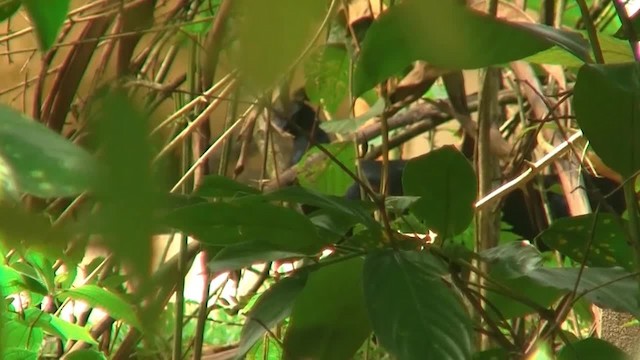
[1,0,640,359]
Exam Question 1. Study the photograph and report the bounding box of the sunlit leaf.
[57,285,141,329]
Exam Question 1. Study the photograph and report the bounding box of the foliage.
[0,1,638,359]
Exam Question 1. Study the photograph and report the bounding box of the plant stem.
[576,0,605,63]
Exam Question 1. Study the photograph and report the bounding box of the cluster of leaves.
[1,0,640,360]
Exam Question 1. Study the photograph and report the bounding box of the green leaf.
[319,97,385,134]
[0,105,95,198]
[574,62,640,178]
[283,257,371,360]
[482,242,640,318]
[0,0,21,22]
[22,0,70,51]
[3,320,43,353]
[363,249,473,360]
[0,264,47,296]
[538,214,634,271]
[208,242,303,273]
[236,274,307,359]
[57,285,141,329]
[87,88,158,285]
[353,0,589,95]
[485,274,562,320]
[254,185,377,227]
[558,338,630,360]
[529,267,640,318]
[297,142,357,197]
[3,348,37,360]
[193,175,260,198]
[234,0,329,90]
[304,45,350,114]
[63,349,107,360]
[23,308,97,345]
[163,202,323,253]
[403,146,477,238]
[526,33,634,67]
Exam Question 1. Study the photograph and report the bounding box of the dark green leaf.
[353,0,589,95]
[403,146,477,238]
[319,97,385,134]
[194,175,260,198]
[0,105,95,198]
[236,274,307,359]
[283,257,371,360]
[363,249,473,360]
[485,275,562,320]
[254,185,376,227]
[22,0,70,51]
[0,0,21,22]
[558,338,629,360]
[529,267,640,318]
[473,348,510,360]
[538,214,634,271]
[297,142,357,197]
[208,242,303,273]
[481,241,544,278]
[58,285,141,328]
[574,63,640,178]
[305,45,349,114]
[163,202,322,253]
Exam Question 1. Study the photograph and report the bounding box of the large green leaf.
[283,257,371,360]
[0,105,94,198]
[3,319,43,353]
[574,63,640,178]
[88,88,159,284]
[234,0,328,90]
[193,175,260,198]
[208,242,303,273]
[236,274,307,359]
[403,146,477,238]
[253,185,377,227]
[3,348,37,360]
[22,0,70,51]
[57,285,141,329]
[304,45,350,114]
[557,338,629,360]
[538,214,634,272]
[353,0,589,95]
[482,242,640,318]
[163,202,323,253]
[526,33,634,67]
[363,249,473,360]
